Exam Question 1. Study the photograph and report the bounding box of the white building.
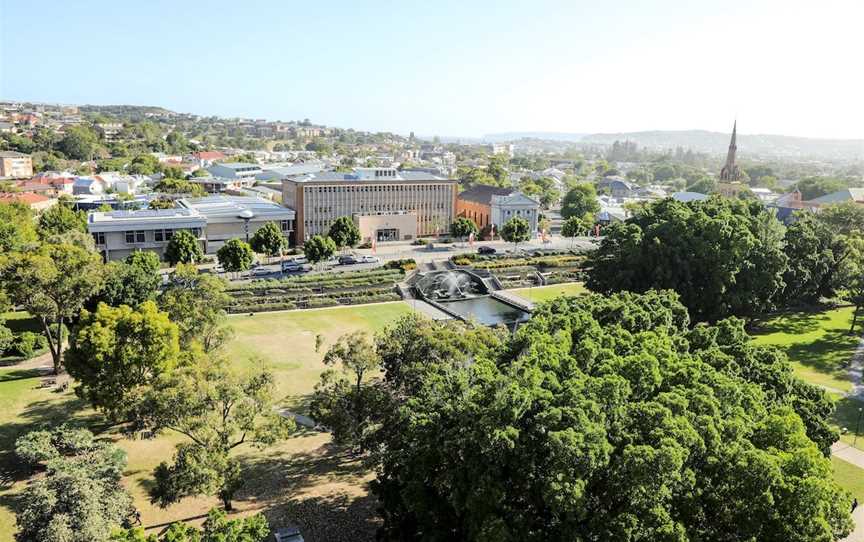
[206,162,263,180]
[88,208,207,262]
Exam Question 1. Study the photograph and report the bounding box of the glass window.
[135,231,146,243]
[125,231,135,244]
[93,232,105,245]
[154,230,164,242]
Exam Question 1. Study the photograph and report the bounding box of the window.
[136,231,145,243]
[154,230,164,242]
[281,220,291,232]
[125,231,135,244]
[92,232,105,245]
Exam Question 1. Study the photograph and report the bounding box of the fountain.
[413,270,530,328]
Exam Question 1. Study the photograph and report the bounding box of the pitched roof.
[0,150,29,158]
[809,188,864,205]
[194,151,226,160]
[457,184,515,205]
[0,191,50,205]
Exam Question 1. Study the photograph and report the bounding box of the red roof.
[0,192,50,205]
[194,151,226,161]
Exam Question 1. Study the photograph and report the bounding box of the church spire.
[720,120,740,181]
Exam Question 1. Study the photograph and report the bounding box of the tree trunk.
[220,491,233,511]
[40,316,63,375]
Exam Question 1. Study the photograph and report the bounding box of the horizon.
[2,0,863,140]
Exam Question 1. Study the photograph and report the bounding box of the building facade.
[282,168,457,243]
[0,151,33,178]
[206,162,263,180]
[87,196,294,261]
[456,184,540,234]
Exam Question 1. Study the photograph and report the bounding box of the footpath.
[838,337,864,541]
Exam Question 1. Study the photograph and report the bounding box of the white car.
[361,255,380,263]
[292,257,308,264]
[250,267,272,277]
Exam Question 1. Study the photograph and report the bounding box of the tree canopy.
[372,290,849,541]
[216,238,255,274]
[450,217,479,242]
[249,221,287,257]
[158,263,232,352]
[587,197,787,322]
[164,229,203,266]
[37,203,87,239]
[304,235,337,265]
[500,216,531,248]
[327,216,361,249]
[561,183,600,220]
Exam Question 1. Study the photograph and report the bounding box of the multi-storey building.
[0,151,33,178]
[456,184,540,234]
[283,167,457,243]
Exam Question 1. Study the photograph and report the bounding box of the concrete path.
[838,337,864,541]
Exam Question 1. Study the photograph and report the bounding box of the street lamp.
[237,209,254,242]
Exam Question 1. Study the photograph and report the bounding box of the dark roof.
[457,184,515,205]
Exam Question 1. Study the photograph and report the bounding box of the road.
[186,234,598,282]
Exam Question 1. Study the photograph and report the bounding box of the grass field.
[751,306,859,393]
[507,282,587,303]
[833,456,864,502]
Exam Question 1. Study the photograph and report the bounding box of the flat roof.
[88,208,206,232]
[209,162,261,170]
[286,170,455,184]
[178,195,295,221]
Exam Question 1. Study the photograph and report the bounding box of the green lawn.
[507,282,587,303]
[751,306,860,393]
[832,456,864,502]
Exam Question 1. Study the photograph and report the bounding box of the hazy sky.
[1,0,862,139]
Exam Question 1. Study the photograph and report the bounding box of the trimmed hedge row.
[227,268,403,293]
[229,292,401,313]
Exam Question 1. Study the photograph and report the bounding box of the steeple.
[719,120,740,181]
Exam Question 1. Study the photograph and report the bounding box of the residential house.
[597,176,640,198]
[0,191,56,211]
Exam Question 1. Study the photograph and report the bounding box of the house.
[672,191,710,203]
[189,176,248,194]
[206,162,262,180]
[456,184,540,234]
[0,151,33,178]
[73,176,109,195]
[597,177,640,198]
[0,191,56,211]
[191,151,227,167]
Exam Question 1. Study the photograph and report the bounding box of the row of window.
[94,224,291,246]
[310,183,450,193]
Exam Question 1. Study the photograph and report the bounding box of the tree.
[1,243,104,374]
[165,131,189,154]
[37,203,87,239]
[144,358,294,510]
[65,301,180,422]
[781,212,847,305]
[818,201,864,235]
[794,176,846,200]
[0,201,38,252]
[560,183,600,220]
[587,197,787,322]
[327,216,361,250]
[15,427,133,542]
[58,124,101,160]
[450,217,478,243]
[159,263,232,352]
[164,229,203,266]
[96,252,162,308]
[110,508,270,542]
[840,235,864,333]
[372,291,851,541]
[561,215,590,246]
[500,216,530,249]
[127,154,160,175]
[217,238,254,275]
[686,176,717,194]
[249,221,287,259]
[304,235,336,266]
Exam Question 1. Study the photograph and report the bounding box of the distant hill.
[483,132,588,142]
[580,130,864,160]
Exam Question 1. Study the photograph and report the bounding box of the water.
[440,296,531,326]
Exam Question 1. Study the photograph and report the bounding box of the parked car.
[274,526,304,542]
[478,246,497,255]
[281,261,300,272]
[339,255,360,265]
[361,255,380,263]
[292,257,308,264]
[250,267,272,277]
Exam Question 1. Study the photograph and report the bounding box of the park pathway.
[838,337,864,541]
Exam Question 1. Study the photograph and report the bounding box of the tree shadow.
[0,369,48,383]
[786,329,859,376]
[260,490,380,542]
[751,310,833,336]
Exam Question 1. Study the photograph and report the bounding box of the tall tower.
[719,120,740,181]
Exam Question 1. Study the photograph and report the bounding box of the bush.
[384,259,417,272]
[0,325,13,354]
[11,332,47,358]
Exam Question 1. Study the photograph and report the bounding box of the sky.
[1,0,863,139]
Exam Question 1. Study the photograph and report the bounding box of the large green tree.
[15,426,134,542]
[37,203,87,239]
[587,197,787,322]
[144,358,294,510]
[96,251,162,308]
[0,201,38,252]
[500,216,531,249]
[164,229,203,266]
[159,263,232,352]
[372,290,849,541]
[561,215,590,246]
[217,238,255,274]
[560,183,600,220]
[327,216,361,250]
[1,243,105,374]
[450,217,479,243]
[781,212,848,305]
[58,124,101,160]
[110,508,269,542]
[65,301,180,422]
[304,235,337,266]
[249,221,287,259]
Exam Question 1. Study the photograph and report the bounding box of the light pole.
[238,209,254,243]
[855,407,863,448]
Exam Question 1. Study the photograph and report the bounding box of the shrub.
[384,259,417,272]
[12,332,46,358]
